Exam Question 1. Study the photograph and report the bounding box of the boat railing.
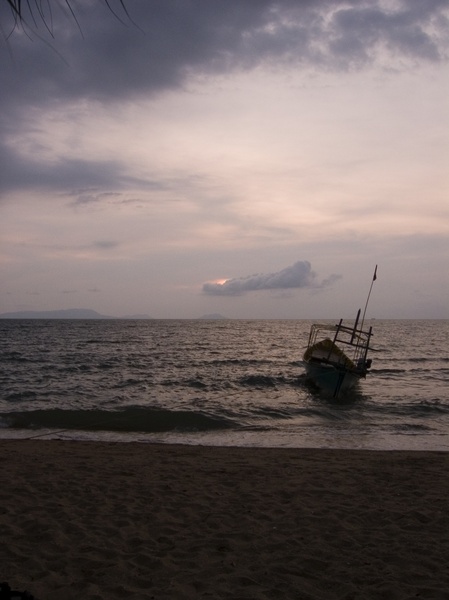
[306,320,372,368]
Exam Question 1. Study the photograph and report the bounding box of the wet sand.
[1,441,448,599]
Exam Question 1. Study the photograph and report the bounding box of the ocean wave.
[5,391,38,402]
[1,352,41,363]
[417,400,449,415]
[239,375,278,387]
[0,407,235,434]
[371,368,406,374]
[1,319,448,449]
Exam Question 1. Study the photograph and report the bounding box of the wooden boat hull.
[303,360,362,396]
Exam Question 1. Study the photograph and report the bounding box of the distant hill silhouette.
[0,308,115,319]
[0,308,153,320]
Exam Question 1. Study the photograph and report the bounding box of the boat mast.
[360,265,377,331]
[350,309,361,344]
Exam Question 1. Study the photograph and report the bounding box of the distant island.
[0,308,231,320]
[0,309,152,320]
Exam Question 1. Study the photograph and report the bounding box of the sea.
[0,319,448,451]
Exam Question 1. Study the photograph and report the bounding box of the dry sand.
[1,441,448,600]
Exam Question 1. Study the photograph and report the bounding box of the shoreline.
[1,440,448,599]
[2,429,449,452]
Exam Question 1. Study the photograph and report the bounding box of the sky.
[1,0,448,319]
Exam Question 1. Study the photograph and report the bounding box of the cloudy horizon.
[1,0,448,319]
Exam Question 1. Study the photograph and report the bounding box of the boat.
[303,309,373,397]
[302,266,377,398]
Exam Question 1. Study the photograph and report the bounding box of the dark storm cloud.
[1,0,447,198]
[202,260,339,296]
[327,2,449,66]
[1,0,447,110]
[0,138,172,194]
[0,138,125,192]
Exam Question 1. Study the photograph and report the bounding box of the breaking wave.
[0,407,235,434]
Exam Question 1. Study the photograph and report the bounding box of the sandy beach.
[1,441,448,600]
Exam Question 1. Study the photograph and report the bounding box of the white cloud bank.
[203,261,340,296]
